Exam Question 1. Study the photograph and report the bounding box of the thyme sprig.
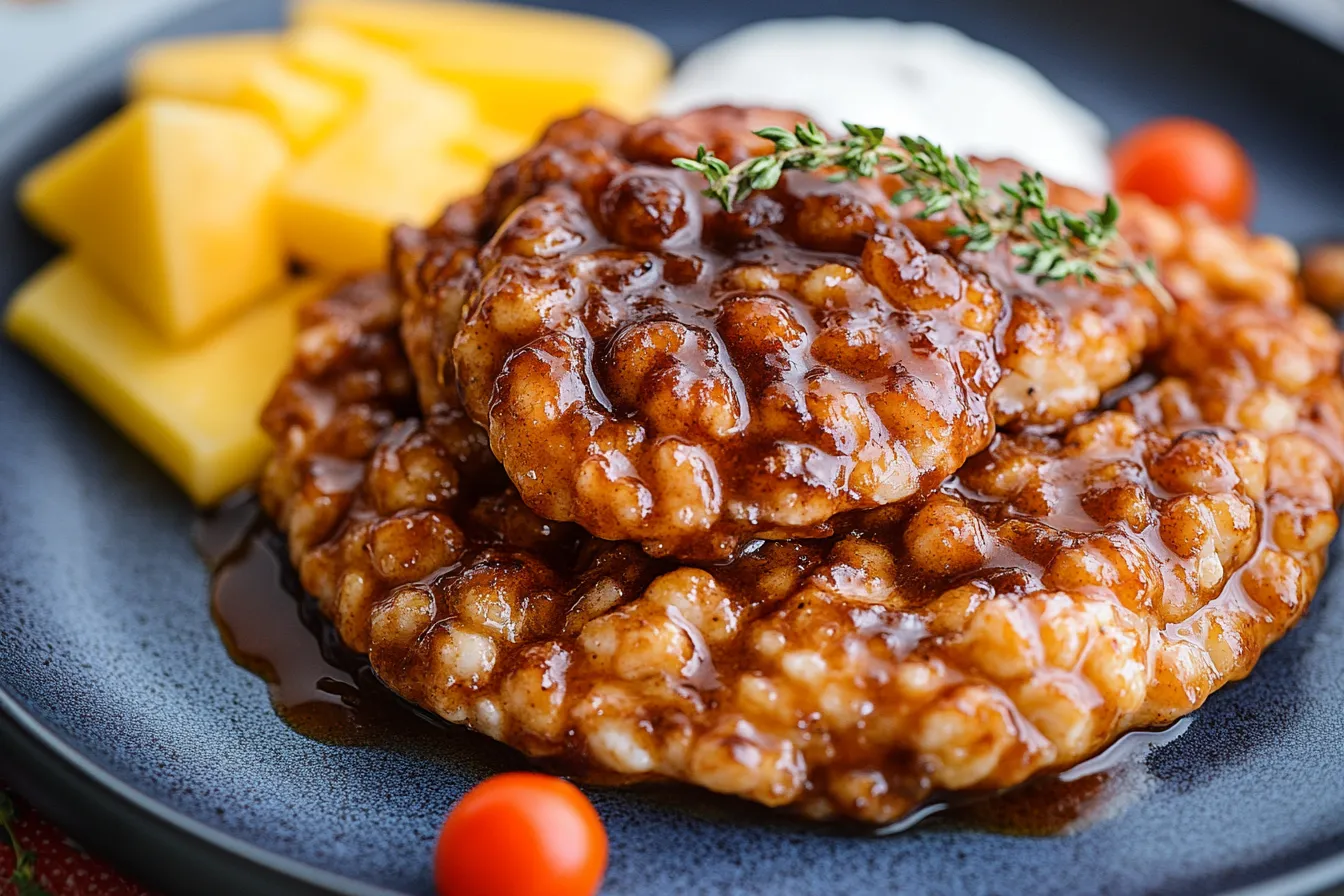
[0,793,51,896]
[673,121,1169,300]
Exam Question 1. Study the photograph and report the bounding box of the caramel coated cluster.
[449,109,1004,558]
[258,109,1343,824]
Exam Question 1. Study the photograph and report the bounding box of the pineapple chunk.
[458,123,533,168]
[284,24,419,96]
[129,33,348,154]
[129,32,282,104]
[237,60,348,152]
[279,65,483,273]
[415,66,599,138]
[19,99,289,344]
[5,258,327,505]
[291,0,671,135]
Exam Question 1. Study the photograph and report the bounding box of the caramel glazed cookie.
[441,108,1167,560]
[259,108,1343,825]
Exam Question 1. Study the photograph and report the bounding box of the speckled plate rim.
[0,688,396,896]
[2,2,1344,895]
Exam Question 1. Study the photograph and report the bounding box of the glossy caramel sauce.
[907,718,1190,837]
[437,110,1168,563]
[451,107,1007,562]
[196,496,442,747]
[199,494,1190,835]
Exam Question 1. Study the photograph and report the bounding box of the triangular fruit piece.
[292,0,670,136]
[20,99,290,343]
[129,32,282,104]
[279,67,482,273]
[5,257,327,504]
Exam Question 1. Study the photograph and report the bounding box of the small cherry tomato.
[1111,117,1255,223]
[434,772,608,896]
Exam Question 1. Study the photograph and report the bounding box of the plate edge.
[0,687,404,896]
[0,1,1342,895]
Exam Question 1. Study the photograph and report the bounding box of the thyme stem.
[673,120,1171,304]
[0,793,51,896]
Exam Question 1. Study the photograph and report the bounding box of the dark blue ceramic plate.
[3,1,1344,894]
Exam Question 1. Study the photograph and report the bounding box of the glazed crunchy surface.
[260,109,1342,824]
[410,109,1173,559]
[449,108,1005,559]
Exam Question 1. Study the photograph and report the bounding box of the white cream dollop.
[661,18,1111,193]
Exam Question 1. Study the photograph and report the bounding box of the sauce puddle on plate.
[195,494,445,747]
[197,494,1190,835]
[892,717,1190,836]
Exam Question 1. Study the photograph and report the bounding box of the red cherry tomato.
[434,772,608,896]
[1111,117,1255,223]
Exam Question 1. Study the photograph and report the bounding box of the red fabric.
[1,782,153,896]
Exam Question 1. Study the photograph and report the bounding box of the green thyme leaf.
[1,792,54,896]
[672,119,1170,298]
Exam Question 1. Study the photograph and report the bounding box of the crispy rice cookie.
[443,107,1004,560]
[412,110,1173,560]
[260,199,1343,824]
[899,158,1170,428]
